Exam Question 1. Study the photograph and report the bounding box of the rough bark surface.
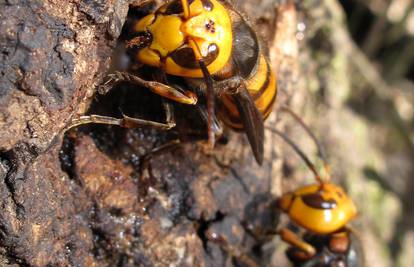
[0,0,284,266]
[1,0,409,267]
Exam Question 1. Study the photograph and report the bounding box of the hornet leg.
[66,101,176,131]
[100,71,198,105]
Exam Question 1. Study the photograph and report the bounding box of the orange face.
[278,183,357,234]
[129,0,233,77]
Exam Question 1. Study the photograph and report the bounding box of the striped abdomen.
[219,54,277,129]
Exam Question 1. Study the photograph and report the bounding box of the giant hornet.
[268,107,363,267]
[70,0,277,164]
[206,107,364,267]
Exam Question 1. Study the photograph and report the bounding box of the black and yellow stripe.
[219,55,277,129]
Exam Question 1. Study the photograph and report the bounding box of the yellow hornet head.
[127,0,233,78]
[277,182,357,234]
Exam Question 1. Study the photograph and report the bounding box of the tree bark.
[1,0,406,267]
[0,0,289,266]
